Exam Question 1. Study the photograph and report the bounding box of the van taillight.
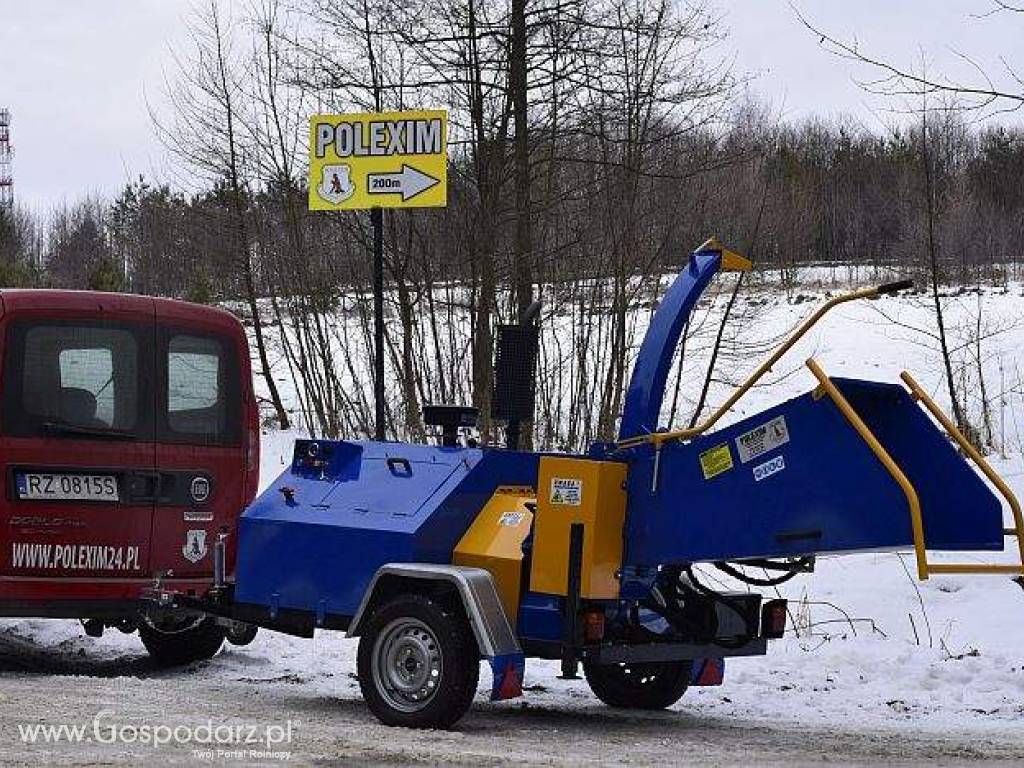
[247,426,258,472]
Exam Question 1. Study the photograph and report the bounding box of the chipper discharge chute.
[144,238,1024,730]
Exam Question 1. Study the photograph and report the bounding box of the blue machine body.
[616,380,1003,567]
[610,242,1004,569]
[233,240,1008,645]
[235,439,539,620]
[608,242,1005,569]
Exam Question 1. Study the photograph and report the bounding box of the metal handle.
[806,358,929,579]
[387,457,412,477]
[876,279,913,295]
[809,359,1024,580]
[900,371,1024,576]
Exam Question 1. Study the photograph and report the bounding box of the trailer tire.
[583,660,692,710]
[357,594,479,729]
[139,616,226,667]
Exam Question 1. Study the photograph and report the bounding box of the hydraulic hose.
[714,558,814,587]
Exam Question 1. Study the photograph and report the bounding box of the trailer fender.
[347,563,525,701]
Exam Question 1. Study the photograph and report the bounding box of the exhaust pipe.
[213,528,227,592]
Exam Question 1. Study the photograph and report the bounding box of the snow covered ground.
[2,283,1024,763]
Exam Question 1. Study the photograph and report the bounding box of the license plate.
[16,473,119,502]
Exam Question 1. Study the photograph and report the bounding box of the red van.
[0,290,260,664]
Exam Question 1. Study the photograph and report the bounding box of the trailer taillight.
[761,599,788,639]
[583,610,605,642]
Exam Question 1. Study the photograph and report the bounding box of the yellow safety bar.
[899,371,1024,576]
[806,359,929,578]
[617,282,909,450]
[807,358,1024,580]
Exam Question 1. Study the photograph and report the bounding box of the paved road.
[0,637,1022,767]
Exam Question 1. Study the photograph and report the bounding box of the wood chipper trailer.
[147,239,1024,729]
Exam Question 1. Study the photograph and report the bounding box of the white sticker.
[499,511,526,527]
[753,455,786,482]
[10,542,140,571]
[736,415,790,463]
[182,530,208,563]
[549,477,582,506]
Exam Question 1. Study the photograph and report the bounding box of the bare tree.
[794,3,1024,118]
[152,0,290,428]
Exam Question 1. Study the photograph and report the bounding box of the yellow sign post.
[308,108,448,441]
[308,110,448,211]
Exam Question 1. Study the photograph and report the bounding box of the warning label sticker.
[736,415,790,464]
[699,443,734,480]
[550,478,582,506]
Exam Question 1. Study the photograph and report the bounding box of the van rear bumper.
[0,576,216,619]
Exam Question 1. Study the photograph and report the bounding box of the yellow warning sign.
[308,110,448,211]
[699,443,734,480]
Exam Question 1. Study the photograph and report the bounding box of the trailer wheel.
[357,594,479,729]
[138,616,226,667]
[583,660,692,710]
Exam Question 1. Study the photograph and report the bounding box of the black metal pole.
[560,522,584,679]
[506,419,521,451]
[371,207,385,441]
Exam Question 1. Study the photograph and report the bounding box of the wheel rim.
[372,617,443,713]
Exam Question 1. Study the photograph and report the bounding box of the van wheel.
[139,616,225,666]
[583,660,692,709]
[357,594,479,729]
[225,623,258,646]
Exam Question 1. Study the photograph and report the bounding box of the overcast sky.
[1,0,1022,213]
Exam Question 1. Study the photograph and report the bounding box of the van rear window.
[167,334,227,439]
[158,331,240,446]
[3,322,148,439]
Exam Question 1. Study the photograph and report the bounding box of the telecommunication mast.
[0,108,12,209]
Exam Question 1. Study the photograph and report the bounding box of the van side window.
[164,334,238,444]
[5,324,141,436]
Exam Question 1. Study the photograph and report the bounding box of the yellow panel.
[530,457,627,599]
[453,486,535,621]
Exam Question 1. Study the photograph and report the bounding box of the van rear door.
[149,304,248,579]
[0,300,157,580]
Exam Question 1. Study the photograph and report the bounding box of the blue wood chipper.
[146,239,1024,728]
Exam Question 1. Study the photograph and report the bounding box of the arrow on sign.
[367,164,441,202]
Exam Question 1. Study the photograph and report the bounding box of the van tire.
[225,623,259,647]
[139,616,225,666]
